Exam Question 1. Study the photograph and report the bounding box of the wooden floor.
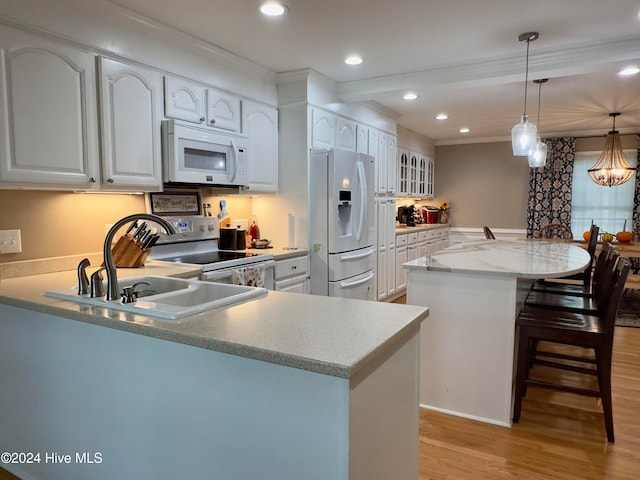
[2,309,639,480]
[406,293,640,480]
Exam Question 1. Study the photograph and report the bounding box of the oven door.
[201,260,276,290]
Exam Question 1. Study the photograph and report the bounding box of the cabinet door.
[396,247,408,291]
[311,109,335,148]
[98,57,163,190]
[336,117,356,151]
[417,155,427,197]
[387,135,397,195]
[0,27,99,188]
[356,124,368,153]
[377,133,389,194]
[397,148,409,196]
[207,89,241,132]
[244,100,278,192]
[376,197,388,300]
[426,157,435,197]
[409,151,419,196]
[275,275,310,294]
[164,75,206,124]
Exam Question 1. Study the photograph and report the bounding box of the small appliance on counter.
[397,205,416,226]
[423,206,440,224]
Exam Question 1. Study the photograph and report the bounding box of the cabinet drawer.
[408,232,419,244]
[275,255,310,280]
[396,234,408,246]
[418,230,429,241]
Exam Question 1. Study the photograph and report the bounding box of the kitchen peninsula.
[0,264,428,480]
[404,239,590,426]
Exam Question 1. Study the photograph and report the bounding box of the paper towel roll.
[287,214,295,248]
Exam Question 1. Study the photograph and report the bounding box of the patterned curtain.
[527,137,576,237]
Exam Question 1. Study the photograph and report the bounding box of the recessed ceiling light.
[403,92,418,100]
[344,55,364,66]
[259,1,287,16]
[618,66,640,76]
[435,113,448,120]
[459,127,470,134]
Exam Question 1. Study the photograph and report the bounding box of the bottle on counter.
[250,216,260,240]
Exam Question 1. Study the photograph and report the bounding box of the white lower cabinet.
[275,255,310,294]
[395,227,449,294]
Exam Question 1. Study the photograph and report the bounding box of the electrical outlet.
[0,229,22,254]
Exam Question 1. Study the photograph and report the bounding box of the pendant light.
[587,113,636,187]
[528,79,548,167]
[511,32,539,156]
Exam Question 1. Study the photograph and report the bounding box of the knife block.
[111,235,151,268]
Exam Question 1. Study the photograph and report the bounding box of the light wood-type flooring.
[2,304,639,480]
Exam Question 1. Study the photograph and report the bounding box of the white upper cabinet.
[98,57,163,190]
[164,75,206,124]
[206,89,241,132]
[397,147,434,198]
[311,108,336,149]
[0,26,99,188]
[336,117,357,151]
[356,124,368,153]
[243,100,278,193]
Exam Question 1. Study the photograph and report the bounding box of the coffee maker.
[397,205,416,226]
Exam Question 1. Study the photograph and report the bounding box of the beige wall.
[0,190,252,263]
[434,141,530,229]
[433,134,639,230]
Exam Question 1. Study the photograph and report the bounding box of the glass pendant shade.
[528,138,547,167]
[587,113,636,187]
[512,115,537,156]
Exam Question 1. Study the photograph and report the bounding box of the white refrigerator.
[310,148,376,300]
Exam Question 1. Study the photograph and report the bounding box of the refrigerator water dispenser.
[337,190,352,237]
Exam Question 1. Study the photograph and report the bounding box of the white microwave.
[162,120,249,187]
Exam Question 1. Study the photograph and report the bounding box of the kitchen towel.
[232,265,265,288]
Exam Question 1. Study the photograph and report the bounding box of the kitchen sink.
[45,275,267,320]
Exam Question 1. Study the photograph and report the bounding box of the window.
[571,150,637,236]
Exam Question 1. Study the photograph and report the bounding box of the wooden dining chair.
[538,223,574,240]
[533,224,599,293]
[483,226,496,239]
[512,256,630,443]
[524,247,619,314]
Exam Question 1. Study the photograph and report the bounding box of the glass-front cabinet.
[397,148,434,198]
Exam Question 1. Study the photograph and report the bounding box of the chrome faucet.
[103,213,176,301]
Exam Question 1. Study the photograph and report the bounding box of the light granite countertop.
[245,246,309,260]
[403,239,591,278]
[0,263,427,379]
[395,223,449,234]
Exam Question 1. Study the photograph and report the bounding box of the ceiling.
[107,0,640,145]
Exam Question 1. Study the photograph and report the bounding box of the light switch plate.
[0,229,22,254]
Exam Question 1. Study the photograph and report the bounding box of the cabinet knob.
[209,119,216,124]
[200,117,205,123]
[89,177,96,183]
[107,178,114,184]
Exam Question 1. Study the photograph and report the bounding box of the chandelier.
[511,32,539,156]
[587,113,636,187]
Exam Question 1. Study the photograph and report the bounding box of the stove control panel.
[155,216,220,244]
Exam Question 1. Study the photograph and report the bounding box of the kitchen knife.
[131,222,146,241]
[144,234,160,250]
[140,229,152,246]
[141,233,157,250]
[125,220,138,237]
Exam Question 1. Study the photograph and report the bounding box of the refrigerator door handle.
[339,248,375,261]
[356,160,367,241]
[339,271,375,288]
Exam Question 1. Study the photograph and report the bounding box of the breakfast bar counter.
[404,239,590,427]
